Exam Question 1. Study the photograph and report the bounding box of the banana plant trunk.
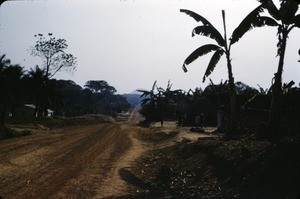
[268,31,288,142]
[226,53,238,134]
[223,10,238,134]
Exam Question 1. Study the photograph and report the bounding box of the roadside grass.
[0,126,32,140]
[137,130,179,143]
[1,114,115,140]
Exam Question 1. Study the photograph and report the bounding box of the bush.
[0,126,15,139]
[0,126,32,140]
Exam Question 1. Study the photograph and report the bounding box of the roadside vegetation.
[0,34,130,139]
[131,1,300,197]
[138,0,300,143]
[0,0,299,198]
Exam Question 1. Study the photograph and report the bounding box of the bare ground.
[0,114,213,199]
[0,123,149,198]
[1,117,298,199]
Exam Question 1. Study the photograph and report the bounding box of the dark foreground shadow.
[118,168,151,190]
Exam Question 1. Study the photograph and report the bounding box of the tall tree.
[24,65,47,117]
[0,54,12,126]
[0,55,24,126]
[180,5,268,133]
[56,80,83,116]
[24,66,61,117]
[84,80,116,95]
[253,0,300,141]
[84,80,117,114]
[30,33,77,79]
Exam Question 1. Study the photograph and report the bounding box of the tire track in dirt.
[0,123,132,199]
[51,124,132,199]
[27,124,118,198]
[94,125,147,198]
[1,125,105,196]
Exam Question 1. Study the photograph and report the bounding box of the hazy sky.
[0,0,299,94]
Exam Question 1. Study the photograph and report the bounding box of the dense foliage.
[0,54,131,126]
[139,80,300,138]
[180,0,300,141]
[1,0,300,142]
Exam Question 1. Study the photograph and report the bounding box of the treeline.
[0,54,130,126]
[139,80,300,139]
[175,1,300,142]
[57,80,130,116]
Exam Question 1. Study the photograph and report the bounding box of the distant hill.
[128,89,144,95]
[123,93,142,107]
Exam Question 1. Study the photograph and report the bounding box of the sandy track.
[0,123,145,199]
[94,125,147,198]
[0,119,215,199]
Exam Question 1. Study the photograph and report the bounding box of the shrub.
[0,126,32,140]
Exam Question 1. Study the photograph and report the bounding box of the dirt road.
[0,123,146,199]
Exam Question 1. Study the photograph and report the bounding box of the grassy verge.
[0,126,32,140]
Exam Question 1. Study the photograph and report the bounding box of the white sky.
[0,0,299,94]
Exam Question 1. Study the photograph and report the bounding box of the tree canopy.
[30,33,77,79]
[84,80,117,95]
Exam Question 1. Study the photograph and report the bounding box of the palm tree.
[0,54,12,126]
[180,5,268,133]
[138,81,182,125]
[253,0,300,141]
[155,80,182,127]
[24,65,47,117]
[24,65,61,117]
[0,55,24,126]
[138,81,158,122]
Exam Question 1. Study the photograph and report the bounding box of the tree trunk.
[0,107,6,127]
[268,30,288,142]
[45,58,50,80]
[229,90,237,130]
[34,99,40,117]
[268,85,281,141]
[222,10,238,135]
[227,59,238,134]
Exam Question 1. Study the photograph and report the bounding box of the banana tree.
[138,81,158,122]
[138,80,183,125]
[257,0,300,140]
[180,5,270,133]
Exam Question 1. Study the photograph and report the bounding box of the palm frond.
[0,54,6,62]
[293,14,300,27]
[151,80,157,92]
[259,0,281,20]
[258,16,279,26]
[140,98,151,106]
[230,4,276,45]
[182,44,220,72]
[0,54,11,67]
[137,90,150,98]
[203,49,224,82]
[192,26,225,46]
[180,9,213,26]
[280,0,299,24]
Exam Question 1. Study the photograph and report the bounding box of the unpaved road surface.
[0,123,147,199]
